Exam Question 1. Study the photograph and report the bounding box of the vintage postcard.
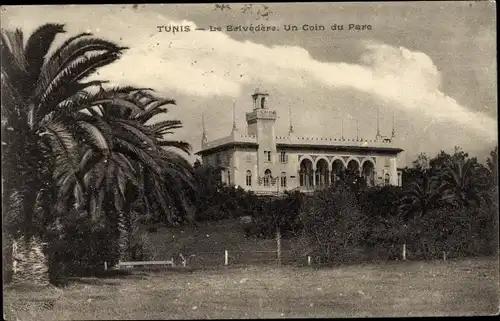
[1,2,498,319]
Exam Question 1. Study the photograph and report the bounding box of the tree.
[412,152,430,171]
[397,147,497,260]
[358,185,404,249]
[301,183,367,263]
[486,147,498,188]
[398,171,447,219]
[1,23,195,284]
[1,24,129,285]
[252,191,304,239]
[485,147,499,256]
[440,157,490,208]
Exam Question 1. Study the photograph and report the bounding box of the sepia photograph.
[1,2,498,319]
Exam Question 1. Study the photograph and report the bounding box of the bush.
[358,186,405,252]
[245,192,304,239]
[301,184,367,263]
[403,205,497,260]
[128,228,154,261]
[47,216,120,284]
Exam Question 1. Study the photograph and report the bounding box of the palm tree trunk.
[12,235,49,286]
[117,210,129,262]
[2,233,14,285]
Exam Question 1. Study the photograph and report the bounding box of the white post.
[307,256,311,265]
[443,251,447,262]
[224,250,228,266]
[402,243,407,261]
[276,227,282,268]
[104,261,108,271]
[180,254,186,267]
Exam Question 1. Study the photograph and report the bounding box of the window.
[264,151,271,162]
[215,153,221,165]
[264,169,272,187]
[246,170,252,186]
[384,173,390,186]
[279,152,288,163]
[281,172,287,188]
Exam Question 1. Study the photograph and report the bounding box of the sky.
[1,2,497,166]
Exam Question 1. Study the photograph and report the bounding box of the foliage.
[194,164,258,222]
[1,23,195,283]
[239,145,498,263]
[358,186,405,248]
[247,191,305,239]
[301,183,367,263]
[395,146,498,260]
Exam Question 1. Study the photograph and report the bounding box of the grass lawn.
[3,257,499,320]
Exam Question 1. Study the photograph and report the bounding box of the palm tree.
[75,89,196,262]
[486,147,498,188]
[439,157,491,208]
[485,147,499,255]
[2,23,195,283]
[397,171,450,259]
[398,170,448,219]
[1,24,130,285]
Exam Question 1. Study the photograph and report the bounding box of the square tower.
[245,88,277,177]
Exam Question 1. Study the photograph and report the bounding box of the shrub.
[46,215,120,284]
[128,228,154,261]
[246,192,304,239]
[301,184,367,263]
[358,186,405,250]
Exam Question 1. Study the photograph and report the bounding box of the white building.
[196,88,403,195]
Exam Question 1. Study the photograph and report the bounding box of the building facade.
[196,89,404,195]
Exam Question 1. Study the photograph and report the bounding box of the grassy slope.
[140,219,303,267]
[4,257,499,319]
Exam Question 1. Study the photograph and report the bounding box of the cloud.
[88,16,496,142]
[1,5,496,163]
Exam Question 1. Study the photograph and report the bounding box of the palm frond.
[114,138,162,175]
[42,121,79,182]
[37,37,125,96]
[136,107,168,123]
[158,140,191,154]
[77,121,110,154]
[24,23,66,85]
[35,50,123,123]
[112,120,157,150]
[1,29,27,74]
[0,71,25,119]
[148,120,183,136]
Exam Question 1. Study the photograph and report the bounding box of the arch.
[298,155,316,170]
[281,171,287,188]
[299,158,314,188]
[361,160,375,187]
[315,156,330,166]
[331,157,346,167]
[316,158,329,187]
[331,159,345,183]
[346,157,360,175]
[246,170,252,186]
[264,169,272,187]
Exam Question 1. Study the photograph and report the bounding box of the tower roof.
[253,87,268,95]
